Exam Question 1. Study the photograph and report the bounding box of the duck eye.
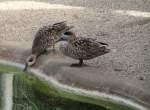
[64,31,72,35]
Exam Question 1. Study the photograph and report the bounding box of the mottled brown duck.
[57,31,110,67]
[24,21,73,71]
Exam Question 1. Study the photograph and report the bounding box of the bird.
[56,31,110,67]
[23,21,74,71]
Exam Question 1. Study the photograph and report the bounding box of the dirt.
[0,0,150,107]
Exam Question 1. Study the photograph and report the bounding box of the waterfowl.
[57,31,110,67]
[24,21,73,71]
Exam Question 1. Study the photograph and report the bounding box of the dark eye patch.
[64,31,73,35]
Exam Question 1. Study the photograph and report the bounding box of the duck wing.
[71,37,109,59]
[32,26,54,54]
[72,37,107,51]
[32,21,72,55]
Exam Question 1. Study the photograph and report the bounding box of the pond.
[0,63,148,110]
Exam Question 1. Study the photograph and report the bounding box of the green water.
[13,74,106,110]
[0,64,106,110]
[0,74,2,109]
[0,64,148,110]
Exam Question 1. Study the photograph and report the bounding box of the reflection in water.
[0,73,14,110]
[13,74,106,110]
[0,62,148,110]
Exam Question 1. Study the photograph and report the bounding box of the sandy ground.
[0,0,150,107]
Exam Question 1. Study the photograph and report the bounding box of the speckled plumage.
[32,21,73,56]
[58,32,110,66]
[24,22,73,71]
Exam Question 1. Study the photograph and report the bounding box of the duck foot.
[70,63,83,67]
[70,63,88,67]
[70,59,87,67]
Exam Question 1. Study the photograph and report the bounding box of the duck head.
[51,21,74,35]
[56,31,76,43]
[23,54,37,71]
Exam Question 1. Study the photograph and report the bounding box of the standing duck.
[56,31,110,67]
[24,21,73,71]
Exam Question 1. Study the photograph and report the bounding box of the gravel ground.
[0,0,150,107]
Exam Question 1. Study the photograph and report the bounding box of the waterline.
[0,59,148,110]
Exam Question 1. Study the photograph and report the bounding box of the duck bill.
[56,37,65,43]
[63,25,74,33]
[23,63,28,72]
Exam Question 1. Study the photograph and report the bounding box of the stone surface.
[0,0,150,107]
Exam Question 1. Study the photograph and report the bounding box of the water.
[15,74,107,110]
[2,73,106,110]
[0,62,148,110]
[0,74,13,110]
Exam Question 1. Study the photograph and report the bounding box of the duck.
[23,21,73,71]
[56,31,110,67]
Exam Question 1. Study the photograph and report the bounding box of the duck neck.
[69,35,76,43]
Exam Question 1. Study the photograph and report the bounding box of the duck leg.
[52,44,56,52]
[52,40,56,53]
[79,59,83,66]
[71,59,83,67]
[41,49,48,55]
